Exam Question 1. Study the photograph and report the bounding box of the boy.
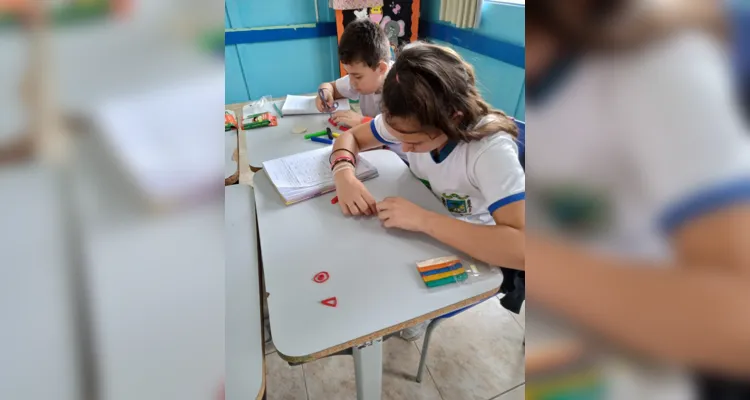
[315,19,408,164]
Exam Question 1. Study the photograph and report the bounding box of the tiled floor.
[264,295,525,400]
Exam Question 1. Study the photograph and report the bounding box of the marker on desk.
[326,127,333,140]
[304,130,329,139]
[273,103,284,118]
[311,136,333,145]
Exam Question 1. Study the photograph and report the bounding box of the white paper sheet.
[281,95,351,116]
[262,146,378,204]
[93,72,224,203]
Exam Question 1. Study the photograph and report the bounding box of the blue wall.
[225,0,526,121]
[224,0,340,104]
[420,0,525,120]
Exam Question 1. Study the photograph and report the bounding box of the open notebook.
[281,95,351,116]
[262,147,378,205]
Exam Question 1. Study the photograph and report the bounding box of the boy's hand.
[316,88,335,112]
[332,110,365,128]
[377,197,432,232]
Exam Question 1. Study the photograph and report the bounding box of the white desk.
[0,165,82,400]
[244,100,334,169]
[225,185,265,400]
[254,149,503,399]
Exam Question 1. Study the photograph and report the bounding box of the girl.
[329,42,525,340]
[526,0,750,399]
[329,42,525,274]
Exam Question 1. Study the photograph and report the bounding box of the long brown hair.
[527,0,726,51]
[381,42,518,141]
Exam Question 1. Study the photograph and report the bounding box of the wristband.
[330,155,354,169]
[331,158,355,171]
[332,162,355,176]
[329,148,357,165]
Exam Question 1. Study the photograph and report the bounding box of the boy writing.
[316,18,391,126]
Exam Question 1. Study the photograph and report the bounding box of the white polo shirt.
[335,72,386,118]
[335,62,408,161]
[370,114,526,225]
[527,31,750,258]
[527,31,750,398]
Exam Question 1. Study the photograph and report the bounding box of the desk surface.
[225,185,265,400]
[0,165,82,400]
[245,100,334,169]
[254,149,504,362]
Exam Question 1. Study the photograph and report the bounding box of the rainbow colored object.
[417,257,467,288]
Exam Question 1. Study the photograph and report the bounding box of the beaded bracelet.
[332,162,355,177]
[331,159,355,172]
[330,155,355,170]
[329,148,357,165]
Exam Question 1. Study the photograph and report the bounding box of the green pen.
[304,130,330,139]
[273,103,283,118]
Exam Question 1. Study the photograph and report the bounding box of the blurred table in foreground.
[225,184,265,399]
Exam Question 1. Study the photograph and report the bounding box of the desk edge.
[274,286,501,364]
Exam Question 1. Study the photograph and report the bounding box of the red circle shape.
[313,271,330,283]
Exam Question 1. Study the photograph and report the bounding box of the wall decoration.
[335,0,420,77]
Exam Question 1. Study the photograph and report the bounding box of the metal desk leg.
[352,338,383,400]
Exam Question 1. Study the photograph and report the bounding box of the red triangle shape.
[321,297,338,307]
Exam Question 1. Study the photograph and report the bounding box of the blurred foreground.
[0,1,225,399]
[525,0,750,399]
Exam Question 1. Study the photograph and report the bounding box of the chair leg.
[416,319,443,383]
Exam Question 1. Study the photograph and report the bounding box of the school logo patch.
[441,193,472,215]
[539,185,611,235]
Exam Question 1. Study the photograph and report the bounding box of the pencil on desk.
[273,103,283,118]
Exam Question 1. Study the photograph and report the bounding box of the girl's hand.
[332,110,364,128]
[334,169,377,216]
[316,89,335,113]
[377,197,432,232]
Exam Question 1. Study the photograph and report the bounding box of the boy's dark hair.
[382,42,518,141]
[338,19,391,68]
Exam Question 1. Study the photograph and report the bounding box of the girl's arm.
[529,207,750,376]
[331,118,390,161]
[331,121,391,216]
[530,32,750,376]
[420,202,525,270]
[377,135,526,270]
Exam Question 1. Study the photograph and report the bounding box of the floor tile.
[415,297,525,400]
[494,385,524,400]
[265,351,308,400]
[302,353,357,400]
[302,339,444,400]
[382,338,443,400]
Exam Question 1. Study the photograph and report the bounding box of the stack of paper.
[281,95,351,116]
[93,72,224,206]
[262,147,378,205]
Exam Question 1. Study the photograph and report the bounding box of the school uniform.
[527,31,750,400]
[371,114,525,225]
[335,63,408,161]
[371,114,526,310]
